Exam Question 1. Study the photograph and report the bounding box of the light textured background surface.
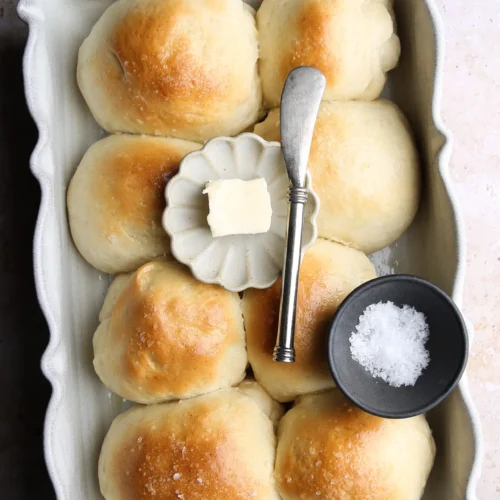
[0,0,497,498]
[436,0,500,497]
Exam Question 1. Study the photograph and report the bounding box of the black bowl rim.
[327,274,469,419]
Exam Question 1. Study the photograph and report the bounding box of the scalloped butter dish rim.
[162,132,320,292]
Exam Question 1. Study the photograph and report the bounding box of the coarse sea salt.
[349,301,430,387]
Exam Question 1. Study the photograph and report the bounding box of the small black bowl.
[327,274,468,419]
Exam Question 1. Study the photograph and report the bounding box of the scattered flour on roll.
[275,390,436,500]
[99,388,280,499]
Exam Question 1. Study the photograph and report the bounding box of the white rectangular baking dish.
[19,0,483,498]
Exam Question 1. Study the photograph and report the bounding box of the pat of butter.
[203,178,273,237]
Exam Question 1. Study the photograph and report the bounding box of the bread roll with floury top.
[93,259,247,404]
[78,0,262,141]
[254,100,420,254]
[98,388,281,499]
[67,134,200,274]
[257,0,400,107]
[242,239,376,402]
[275,390,436,500]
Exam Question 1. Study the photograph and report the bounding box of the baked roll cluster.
[99,388,281,500]
[77,0,262,142]
[257,0,401,107]
[254,100,420,254]
[93,259,247,404]
[70,0,435,499]
[71,0,418,270]
[67,135,200,274]
[275,391,436,500]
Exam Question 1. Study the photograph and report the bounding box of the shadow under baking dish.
[327,275,469,419]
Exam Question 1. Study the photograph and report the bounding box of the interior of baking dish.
[18,0,482,498]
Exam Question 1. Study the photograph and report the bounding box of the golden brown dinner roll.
[275,390,436,500]
[236,379,285,430]
[242,239,376,402]
[67,134,200,274]
[257,0,400,108]
[93,259,247,404]
[254,100,421,254]
[77,0,262,141]
[99,388,280,499]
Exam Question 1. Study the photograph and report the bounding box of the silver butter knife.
[273,66,326,363]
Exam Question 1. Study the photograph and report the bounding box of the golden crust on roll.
[257,0,400,108]
[98,389,280,500]
[242,239,376,402]
[275,390,436,500]
[67,134,200,274]
[93,260,247,404]
[77,0,262,141]
[254,100,421,254]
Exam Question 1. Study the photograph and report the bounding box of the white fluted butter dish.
[162,133,319,292]
[19,0,483,498]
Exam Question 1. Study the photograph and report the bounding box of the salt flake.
[349,301,430,387]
